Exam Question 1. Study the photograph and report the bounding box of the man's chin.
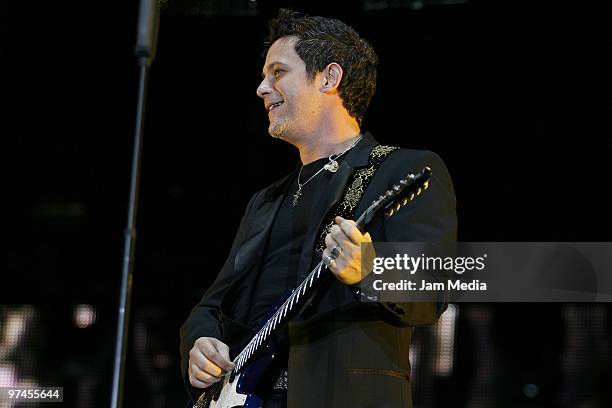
[268,122,287,140]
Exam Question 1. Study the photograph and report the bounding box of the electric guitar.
[193,167,432,408]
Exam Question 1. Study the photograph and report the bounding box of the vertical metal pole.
[110,59,149,408]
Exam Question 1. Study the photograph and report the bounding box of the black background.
[4,0,611,406]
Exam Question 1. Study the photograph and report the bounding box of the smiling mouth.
[268,101,284,112]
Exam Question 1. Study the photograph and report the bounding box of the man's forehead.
[264,37,297,62]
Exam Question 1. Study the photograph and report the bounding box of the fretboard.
[233,258,327,372]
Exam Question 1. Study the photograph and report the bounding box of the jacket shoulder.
[384,147,448,170]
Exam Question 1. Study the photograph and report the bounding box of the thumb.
[211,339,235,370]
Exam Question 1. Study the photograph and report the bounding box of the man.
[180,9,457,408]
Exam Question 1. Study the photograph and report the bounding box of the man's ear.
[321,63,343,92]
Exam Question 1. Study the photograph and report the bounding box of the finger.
[322,249,335,271]
[191,364,221,384]
[203,359,223,378]
[324,232,339,250]
[190,345,221,374]
[189,373,211,389]
[335,216,362,244]
[330,226,359,256]
[189,362,219,388]
[203,340,234,372]
[330,224,351,246]
[323,248,346,272]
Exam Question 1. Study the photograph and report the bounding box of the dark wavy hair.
[265,9,378,125]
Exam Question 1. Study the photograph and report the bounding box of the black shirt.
[245,156,338,329]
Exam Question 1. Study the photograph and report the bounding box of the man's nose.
[256,78,271,99]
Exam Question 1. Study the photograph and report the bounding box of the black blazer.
[180,133,457,407]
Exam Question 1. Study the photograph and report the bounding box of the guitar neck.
[232,258,323,372]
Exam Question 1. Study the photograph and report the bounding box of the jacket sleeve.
[364,149,457,326]
[179,191,260,395]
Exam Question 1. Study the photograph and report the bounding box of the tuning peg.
[416,187,422,195]
[386,208,394,216]
[393,185,400,191]
[400,179,408,185]
[423,181,429,190]
[394,202,400,211]
[409,193,415,200]
[386,190,394,197]
[408,174,415,180]
[402,197,408,205]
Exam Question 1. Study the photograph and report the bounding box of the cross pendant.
[292,186,302,207]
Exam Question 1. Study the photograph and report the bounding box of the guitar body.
[195,294,290,408]
[195,335,281,408]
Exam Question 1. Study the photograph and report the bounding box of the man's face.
[256,36,323,141]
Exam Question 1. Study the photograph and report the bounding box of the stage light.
[74,304,96,328]
[434,303,458,376]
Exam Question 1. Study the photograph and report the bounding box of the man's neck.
[296,123,362,165]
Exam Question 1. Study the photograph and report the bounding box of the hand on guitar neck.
[188,337,235,389]
[323,216,375,285]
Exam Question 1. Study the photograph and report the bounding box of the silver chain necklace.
[292,135,363,207]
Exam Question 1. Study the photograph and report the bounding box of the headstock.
[360,167,431,227]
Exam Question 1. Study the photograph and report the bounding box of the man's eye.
[273,69,282,77]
